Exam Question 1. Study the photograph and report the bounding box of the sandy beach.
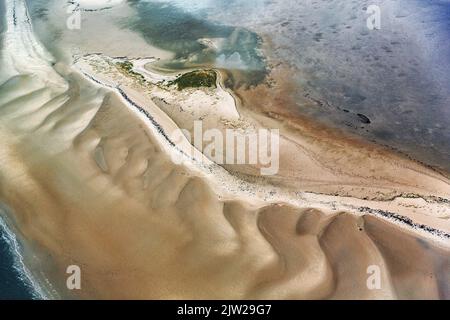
[0,0,448,299]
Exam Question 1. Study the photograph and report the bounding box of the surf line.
[0,211,48,300]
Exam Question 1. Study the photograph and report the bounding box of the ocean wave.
[0,212,47,300]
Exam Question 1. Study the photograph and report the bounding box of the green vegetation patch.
[169,70,217,90]
[116,61,146,83]
[116,61,134,72]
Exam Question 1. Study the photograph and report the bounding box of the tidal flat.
[0,0,448,299]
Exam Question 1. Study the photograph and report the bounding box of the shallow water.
[125,0,450,172]
[14,1,450,171]
[22,1,450,172]
[125,0,268,86]
[173,0,450,172]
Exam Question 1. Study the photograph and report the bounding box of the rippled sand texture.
[0,0,448,299]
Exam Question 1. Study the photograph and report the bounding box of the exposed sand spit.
[0,0,448,300]
[76,54,450,225]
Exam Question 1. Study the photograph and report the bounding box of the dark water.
[0,221,36,300]
[0,0,35,300]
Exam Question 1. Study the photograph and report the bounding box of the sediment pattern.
[0,0,448,299]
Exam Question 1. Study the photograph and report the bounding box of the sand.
[0,0,448,300]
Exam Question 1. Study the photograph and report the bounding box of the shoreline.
[0,208,53,300]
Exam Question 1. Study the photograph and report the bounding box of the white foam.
[0,212,48,300]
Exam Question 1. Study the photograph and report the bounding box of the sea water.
[0,216,42,300]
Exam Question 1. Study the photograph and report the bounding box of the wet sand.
[0,0,448,299]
